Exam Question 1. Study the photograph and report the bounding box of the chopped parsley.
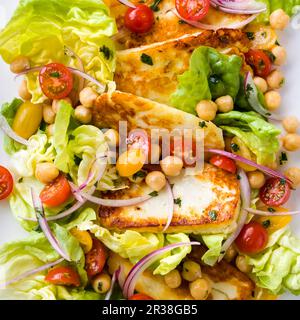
[174,198,182,207]
[279,152,288,165]
[178,19,187,24]
[246,32,255,40]
[280,178,286,186]
[231,143,240,152]
[150,0,162,11]
[208,210,218,221]
[264,50,276,63]
[141,53,153,66]
[50,71,60,78]
[100,45,113,60]
[268,207,276,213]
[199,121,207,128]
[133,170,146,180]
[149,191,159,197]
[275,40,280,46]
[261,31,267,38]
[245,83,254,99]
[262,219,271,229]
[237,174,241,180]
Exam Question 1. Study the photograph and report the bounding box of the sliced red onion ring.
[162,181,174,232]
[31,189,71,261]
[245,208,300,216]
[15,66,42,78]
[70,183,85,203]
[210,0,266,14]
[127,129,149,158]
[105,267,121,300]
[0,257,64,289]
[117,0,136,8]
[218,169,250,262]
[123,241,201,298]
[68,67,106,91]
[244,72,282,121]
[205,148,293,185]
[0,115,29,146]
[173,9,258,30]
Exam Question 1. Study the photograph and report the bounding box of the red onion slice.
[245,208,300,216]
[117,0,136,8]
[0,257,64,289]
[205,148,293,185]
[244,72,282,121]
[105,267,121,300]
[15,66,42,78]
[210,0,266,14]
[0,115,29,146]
[31,189,71,261]
[162,181,174,232]
[218,169,250,262]
[123,241,201,298]
[68,67,105,91]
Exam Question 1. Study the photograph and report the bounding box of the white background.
[0,0,299,299]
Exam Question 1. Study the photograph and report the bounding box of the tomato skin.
[0,166,13,200]
[85,239,107,277]
[124,5,154,34]
[245,49,272,78]
[235,221,269,254]
[40,175,71,208]
[259,178,291,207]
[209,155,237,174]
[175,0,210,21]
[39,63,73,100]
[129,293,154,300]
[45,266,81,287]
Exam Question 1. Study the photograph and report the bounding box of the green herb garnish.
[150,0,162,11]
[100,45,113,60]
[262,219,271,229]
[50,71,60,78]
[264,50,276,63]
[141,53,153,66]
[133,170,146,180]
[199,121,207,128]
[231,143,240,152]
[149,191,159,197]
[279,152,288,165]
[268,207,276,213]
[209,210,218,221]
[178,19,187,24]
[174,198,182,207]
[246,32,255,40]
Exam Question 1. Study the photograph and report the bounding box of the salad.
[0,0,300,300]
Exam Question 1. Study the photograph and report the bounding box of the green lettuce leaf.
[170,46,242,114]
[214,111,281,165]
[0,0,117,103]
[201,234,225,266]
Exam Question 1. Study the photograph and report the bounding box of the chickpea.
[282,116,300,133]
[270,9,290,30]
[79,87,99,108]
[164,269,182,289]
[43,104,56,124]
[254,77,268,93]
[189,278,211,300]
[10,56,30,74]
[92,273,111,294]
[235,255,252,273]
[284,167,300,188]
[145,171,167,191]
[224,245,237,262]
[52,97,72,114]
[247,171,266,189]
[282,134,300,152]
[266,70,285,90]
[75,105,92,124]
[271,46,287,66]
[104,129,119,148]
[196,100,218,121]
[215,95,234,113]
[46,124,54,137]
[265,91,281,111]
[35,162,59,184]
[160,156,183,177]
[18,79,32,101]
[182,260,201,282]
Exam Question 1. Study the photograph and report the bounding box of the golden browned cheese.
[98,164,240,234]
[92,91,224,149]
[108,252,255,300]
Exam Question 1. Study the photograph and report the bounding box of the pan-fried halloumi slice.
[98,164,240,234]
[108,252,255,300]
[92,91,224,150]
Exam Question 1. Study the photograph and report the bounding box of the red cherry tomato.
[209,155,237,174]
[245,49,272,78]
[129,293,154,300]
[85,239,107,277]
[0,165,13,200]
[235,221,269,254]
[45,266,81,287]
[259,177,291,207]
[40,175,72,208]
[124,5,154,34]
[175,0,210,21]
[39,63,73,100]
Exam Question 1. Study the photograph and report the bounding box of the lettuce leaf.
[201,234,225,266]
[0,0,117,103]
[170,46,242,114]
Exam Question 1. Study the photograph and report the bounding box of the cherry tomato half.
[259,178,291,207]
[85,239,107,277]
[0,165,13,200]
[129,293,154,300]
[40,175,72,208]
[175,0,210,21]
[235,221,269,254]
[39,63,73,100]
[209,155,237,174]
[245,49,272,78]
[124,5,154,34]
[45,266,81,287]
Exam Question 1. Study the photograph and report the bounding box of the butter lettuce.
[214,111,281,165]
[170,46,242,114]
[0,0,117,103]
[201,234,225,266]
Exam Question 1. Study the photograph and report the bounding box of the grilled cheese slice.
[98,164,240,234]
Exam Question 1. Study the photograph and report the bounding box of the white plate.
[0,0,299,300]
